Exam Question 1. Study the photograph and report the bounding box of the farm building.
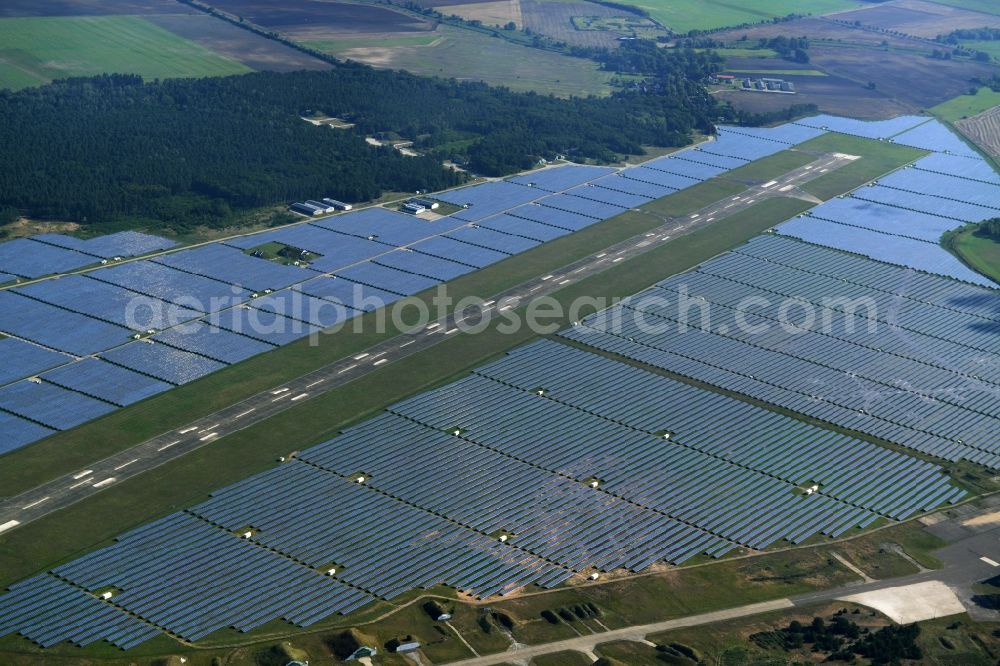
[400,202,425,215]
[408,197,439,210]
[322,198,353,211]
[306,200,336,213]
[290,202,322,216]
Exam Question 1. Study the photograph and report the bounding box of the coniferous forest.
[0,55,720,231]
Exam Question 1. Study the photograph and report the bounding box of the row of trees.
[0,59,718,229]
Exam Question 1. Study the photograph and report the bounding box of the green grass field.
[959,39,1000,61]
[305,24,615,97]
[606,0,862,33]
[726,68,827,76]
[793,132,929,199]
[930,86,1000,123]
[0,15,251,90]
[950,227,1000,284]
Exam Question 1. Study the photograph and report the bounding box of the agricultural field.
[711,16,999,117]
[955,104,1000,159]
[922,0,1000,15]
[959,39,1000,60]
[932,86,1000,122]
[438,0,523,29]
[521,0,654,48]
[595,0,864,34]
[209,0,435,38]
[306,23,616,96]
[0,15,251,90]
[0,0,191,16]
[831,0,999,38]
[0,0,333,84]
[144,14,333,72]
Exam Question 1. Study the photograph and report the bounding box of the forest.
[0,52,718,232]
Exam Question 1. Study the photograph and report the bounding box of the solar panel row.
[561,235,1000,468]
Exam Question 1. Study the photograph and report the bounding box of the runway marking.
[69,479,91,489]
[707,217,715,222]
[372,351,386,358]
[613,257,625,262]
[72,470,93,480]
[445,328,459,335]
[21,497,49,510]
[689,213,699,219]
[272,393,289,402]
[558,279,571,285]
[338,364,357,374]
[373,358,389,366]
[596,253,606,258]
[92,478,116,488]
[157,440,180,452]
[269,388,289,396]
[483,300,495,306]
[0,520,19,534]
[541,275,553,280]
[779,184,794,192]
[353,352,370,360]
[114,459,139,471]
[291,393,309,401]
[199,424,219,433]
[500,304,514,311]
[199,432,218,441]
[179,426,198,434]
[305,379,324,388]
[426,322,440,330]
[400,340,415,347]
[761,180,777,188]
[982,556,999,567]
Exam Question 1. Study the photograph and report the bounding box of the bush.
[541,609,561,624]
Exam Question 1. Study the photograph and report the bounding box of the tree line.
[0,58,717,231]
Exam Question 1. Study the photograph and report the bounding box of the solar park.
[0,115,998,650]
[0,120,828,455]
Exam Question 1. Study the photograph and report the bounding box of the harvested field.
[442,0,522,29]
[208,0,434,38]
[306,23,614,96]
[922,0,1000,16]
[0,0,194,17]
[830,0,1000,38]
[146,14,332,72]
[956,105,1000,160]
[715,16,918,48]
[810,43,997,108]
[713,15,999,114]
[716,75,912,119]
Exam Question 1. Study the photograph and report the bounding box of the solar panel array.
[0,120,831,455]
[775,119,999,286]
[0,338,962,649]
[562,234,1000,469]
[794,114,931,140]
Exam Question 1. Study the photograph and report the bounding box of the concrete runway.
[0,152,857,537]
